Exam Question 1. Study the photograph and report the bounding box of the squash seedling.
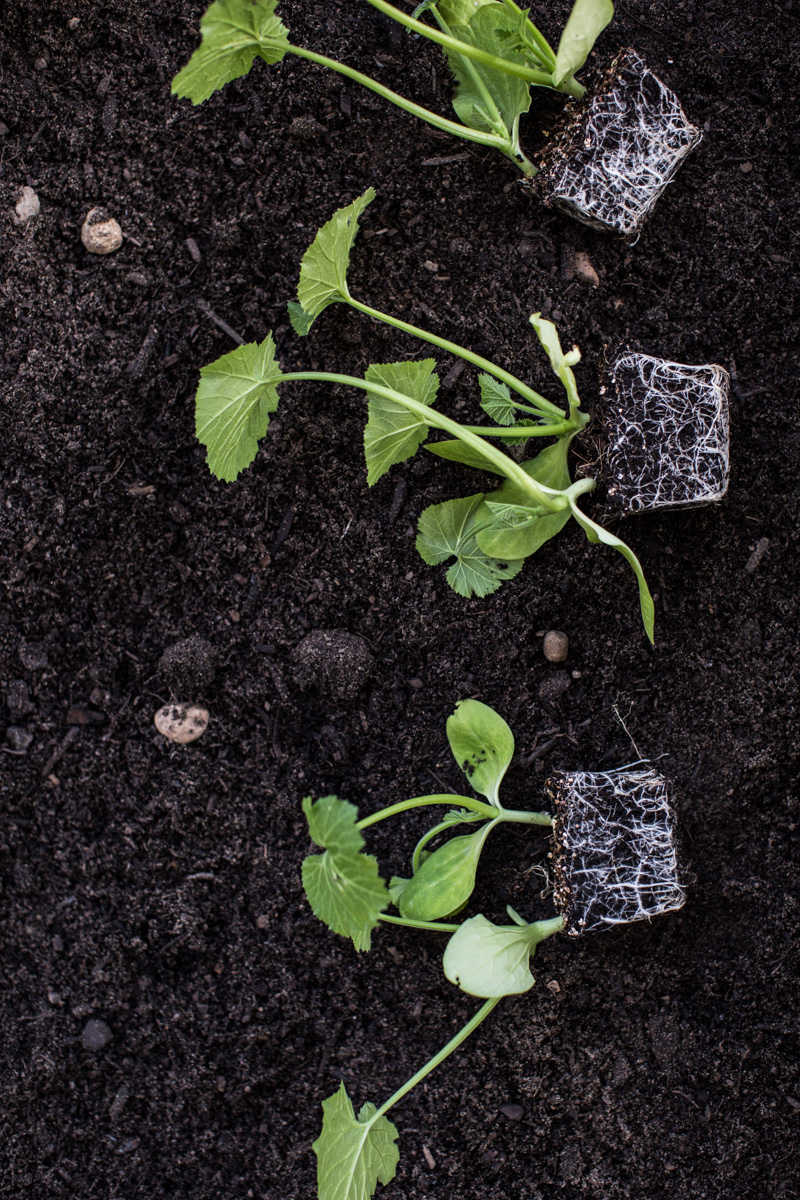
[191,190,656,641]
[301,699,685,1200]
[172,1,700,234]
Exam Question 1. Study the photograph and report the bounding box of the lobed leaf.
[553,0,614,88]
[195,333,283,482]
[446,6,532,136]
[301,796,389,952]
[478,373,517,425]
[313,1082,400,1200]
[443,914,540,997]
[416,494,524,598]
[171,0,290,105]
[293,189,377,334]
[474,441,573,559]
[363,360,439,485]
[446,699,514,805]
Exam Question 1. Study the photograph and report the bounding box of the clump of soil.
[291,630,375,703]
[158,636,217,694]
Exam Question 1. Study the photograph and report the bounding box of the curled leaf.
[397,825,494,922]
[293,189,377,333]
[443,913,541,997]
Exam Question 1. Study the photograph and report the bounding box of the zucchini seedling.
[300,699,685,1200]
[191,190,655,640]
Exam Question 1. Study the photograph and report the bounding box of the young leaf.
[530,313,582,413]
[443,914,540,997]
[474,441,573,559]
[553,0,614,88]
[195,333,283,482]
[363,360,439,485]
[171,0,291,105]
[568,500,656,643]
[398,825,494,922]
[294,189,376,333]
[446,699,514,805]
[424,439,505,473]
[436,0,493,22]
[313,1082,400,1200]
[416,494,524,598]
[478,373,516,425]
[445,6,532,136]
[301,796,389,951]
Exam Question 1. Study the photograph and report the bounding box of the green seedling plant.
[192,190,655,639]
[301,699,566,1200]
[172,0,614,178]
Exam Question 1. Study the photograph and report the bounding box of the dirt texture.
[2,2,799,1198]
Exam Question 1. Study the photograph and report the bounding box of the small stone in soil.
[158,636,216,693]
[81,207,123,254]
[573,251,600,287]
[154,703,209,744]
[543,631,569,662]
[82,1018,113,1050]
[15,186,40,222]
[291,630,375,704]
[6,727,33,752]
[500,1104,525,1121]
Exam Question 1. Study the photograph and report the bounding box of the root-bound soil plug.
[548,767,685,935]
[599,350,731,514]
[299,700,686,1200]
[536,49,702,235]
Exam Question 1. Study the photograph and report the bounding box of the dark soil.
[2,2,799,1198]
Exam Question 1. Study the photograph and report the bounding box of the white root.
[540,50,702,236]
[602,352,731,514]
[549,768,686,936]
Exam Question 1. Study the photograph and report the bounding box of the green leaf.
[195,333,283,482]
[388,876,410,907]
[287,300,315,337]
[301,796,389,952]
[424,439,504,473]
[529,313,582,413]
[443,914,539,997]
[478,373,516,425]
[363,360,439,485]
[437,0,494,23]
[294,189,376,333]
[446,7,532,136]
[446,699,514,804]
[171,0,290,105]
[568,500,655,643]
[398,826,493,922]
[474,442,573,559]
[416,494,524,598]
[313,1082,400,1200]
[553,0,614,88]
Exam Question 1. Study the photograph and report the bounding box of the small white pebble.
[15,186,40,222]
[154,703,209,744]
[543,630,569,663]
[573,251,600,287]
[81,207,123,254]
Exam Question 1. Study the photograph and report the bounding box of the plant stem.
[412,813,486,872]
[530,915,566,942]
[372,997,502,1121]
[459,422,573,438]
[287,43,512,153]
[356,793,497,829]
[348,298,567,420]
[278,371,570,511]
[497,807,553,826]
[379,913,460,933]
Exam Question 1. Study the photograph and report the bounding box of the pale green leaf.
[424,438,504,473]
[398,825,493,921]
[568,500,655,643]
[295,189,376,331]
[416,494,524,598]
[301,796,389,951]
[553,0,614,87]
[483,500,546,524]
[446,699,514,804]
[478,373,516,425]
[195,333,282,482]
[529,313,582,413]
[313,1082,400,1200]
[446,7,532,135]
[474,442,572,558]
[172,0,290,105]
[437,0,494,23]
[443,914,539,997]
[363,360,439,485]
[388,876,410,907]
[287,300,315,337]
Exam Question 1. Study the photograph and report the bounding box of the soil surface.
[2,2,799,1198]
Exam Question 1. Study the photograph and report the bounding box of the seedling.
[192,190,655,640]
[301,699,685,1200]
[599,350,731,514]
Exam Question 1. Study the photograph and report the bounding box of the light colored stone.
[573,251,600,287]
[154,703,209,744]
[543,630,569,663]
[15,186,40,222]
[81,207,123,254]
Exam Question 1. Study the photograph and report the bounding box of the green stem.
[379,913,460,933]
[372,997,502,1122]
[356,793,497,829]
[529,915,566,942]
[348,298,567,420]
[497,0,558,71]
[279,371,570,511]
[365,0,557,89]
[459,421,573,438]
[288,44,512,153]
[496,807,553,826]
[430,5,508,142]
[411,812,486,873]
